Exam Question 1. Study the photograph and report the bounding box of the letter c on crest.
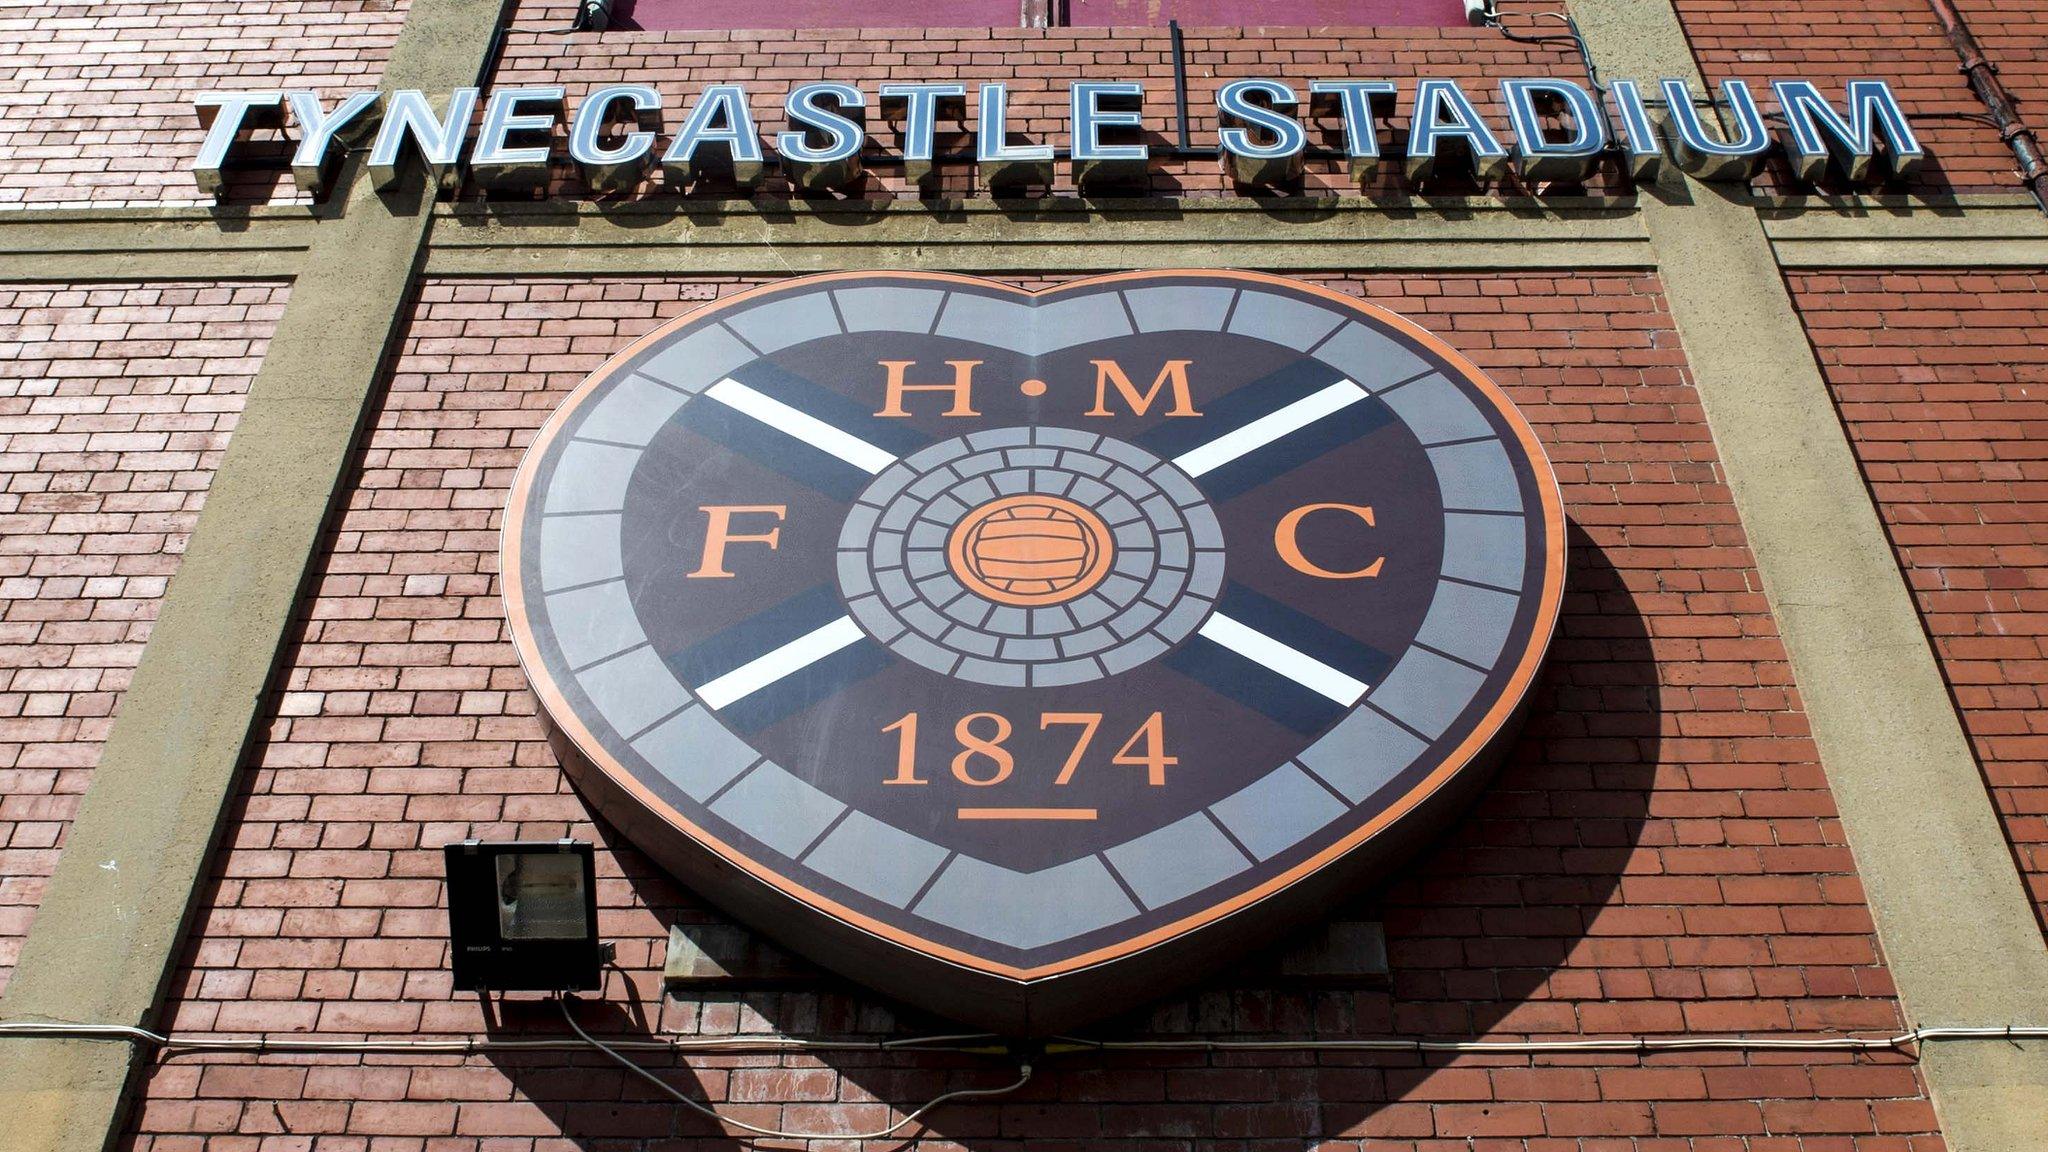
[1275,502,1384,579]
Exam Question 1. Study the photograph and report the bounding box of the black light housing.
[444,839,603,993]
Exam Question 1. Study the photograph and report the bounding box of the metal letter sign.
[504,271,1565,1032]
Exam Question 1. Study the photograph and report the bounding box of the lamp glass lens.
[495,853,588,940]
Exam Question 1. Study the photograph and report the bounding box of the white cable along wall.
[3,1006,2043,1144]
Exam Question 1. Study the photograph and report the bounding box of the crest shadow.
[479,521,1659,1147]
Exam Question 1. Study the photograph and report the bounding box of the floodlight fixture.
[444,839,603,993]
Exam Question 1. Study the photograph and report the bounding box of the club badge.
[504,270,1565,1032]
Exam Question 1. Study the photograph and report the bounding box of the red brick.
[1796,270,2048,931]
[1545,1101,1653,1136]
[0,2,407,209]
[0,282,283,995]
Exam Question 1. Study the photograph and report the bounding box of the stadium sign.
[192,77,1925,196]
[502,270,1567,1032]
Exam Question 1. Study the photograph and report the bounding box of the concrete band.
[1762,194,2048,267]
[418,196,2048,275]
[0,209,321,281]
[2,197,2045,283]
[1566,2,2048,1149]
[0,3,516,1150]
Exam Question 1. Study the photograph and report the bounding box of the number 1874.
[881,711,1174,788]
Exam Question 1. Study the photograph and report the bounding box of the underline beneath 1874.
[956,807,1100,821]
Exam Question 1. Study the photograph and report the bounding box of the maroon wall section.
[1068,0,1468,26]
[616,0,1468,30]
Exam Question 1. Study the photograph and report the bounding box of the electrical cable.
[1530,12,1605,94]
[9,1011,2046,1142]
[1049,1025,2048,1055]
[1476,3,1610,165]
[1479,3,1603,93]
[5,1014,2043,1144]
[6,1017,2044,1057]
[0,1018,1006,1056]
[556,995,1034,1142]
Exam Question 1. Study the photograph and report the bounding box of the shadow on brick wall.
[467,522,1661,1147]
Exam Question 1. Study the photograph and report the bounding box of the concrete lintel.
[0,3,513,1151]
[0,212,320,252]
[424,239,1658,275]
[0,192,2037,280]
[0,204,321,225]
[1754,190,2042,215]
[423,196,1652,274]
[1771,238,2048,267]
[1763,193,2048,266]
[0,212,318,281]
[1570,2,2048,1150]
[420,193,2045,275]
[432,194,1647,243]
[0,251,305,282]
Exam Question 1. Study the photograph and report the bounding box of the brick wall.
[1797,269,2048,936]
[1672,0,2013,195]
[0,280,284,994]
[0,1,408,209]
[120,273,1944,1150]
[492,2,1616,201]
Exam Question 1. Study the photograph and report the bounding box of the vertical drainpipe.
[1923,0,2048,213]
[1170,19,1191,152]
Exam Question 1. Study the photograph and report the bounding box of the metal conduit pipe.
[1924,0,2048,213]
